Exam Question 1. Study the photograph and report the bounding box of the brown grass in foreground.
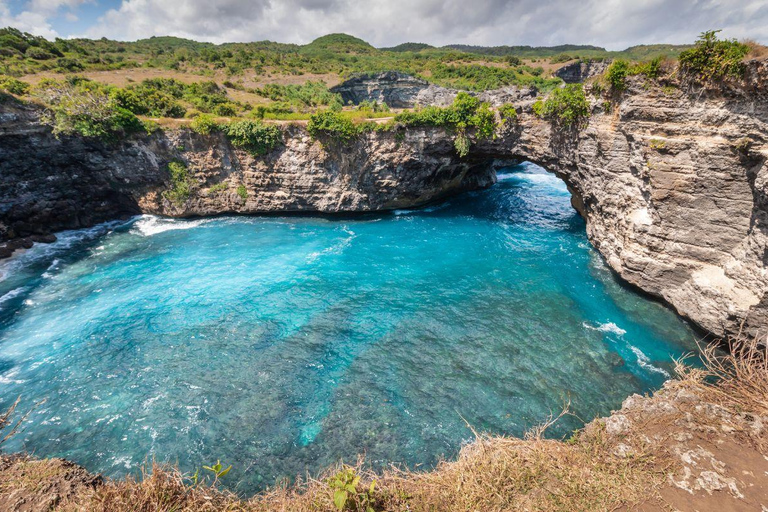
[2,336,767,511]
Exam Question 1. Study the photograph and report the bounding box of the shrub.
[223,120,282,155]
[164,160,193,205]
[213,103,237,116]
[236,184,248,199]
[190,114,219,135]
[679,30,750,81]
[0,76,29,95]
[35,81,144,141]
[498,103,518,122]
[606,60,630,91]
[532,84,590,128]
[307,110,360,143]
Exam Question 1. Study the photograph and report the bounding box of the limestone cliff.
[1,63,767,340]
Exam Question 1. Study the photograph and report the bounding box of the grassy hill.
[0,27,693,93]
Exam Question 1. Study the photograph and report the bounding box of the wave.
[0,219,129,281]
[629,345,670,377]
[583,321,627,336]
[393,202,450,216]
[131,215,209,236]
[306,226,357,263]
[0,287,27,308]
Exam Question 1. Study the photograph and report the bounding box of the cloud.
[0,0,91,37]
[6,0,768,48]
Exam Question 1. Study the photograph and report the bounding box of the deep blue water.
[0,162,697,493]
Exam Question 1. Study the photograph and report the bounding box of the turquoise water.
[0,162,697,493]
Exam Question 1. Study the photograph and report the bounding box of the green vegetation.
[33,78,145,140]
[307,110,363,143]
[236,185,248,199]
[0,75,29,95]
[394,92,500,157]
[254,81,342,110]
[223,119,282,155]
[499,103,518,123]
[532,84,590,127]
[679,30,750,81]
[327,468,376,512]
[606,60,630,91]
[164,160,193,205]
[190,113,219,134]
[0,27,691,93]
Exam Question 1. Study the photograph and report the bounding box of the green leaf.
[218,465,232,477]
[333,489,348,510]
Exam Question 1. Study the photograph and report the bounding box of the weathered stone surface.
[330,71,455,108]
[554,59,611,83]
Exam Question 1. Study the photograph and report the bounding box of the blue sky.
[2,0,767,48]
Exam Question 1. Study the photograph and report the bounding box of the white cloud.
[5,0,768,48]
[82,0,768,48]
[0,0,91,38]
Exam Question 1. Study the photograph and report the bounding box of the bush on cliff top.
[223,119,282,156]
[393,92,500,157]
[679,30,750,81]
[532,84,590,128]
[307,110,365,144]
[34,79,145,141]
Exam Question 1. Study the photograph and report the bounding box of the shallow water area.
[0,162,698,493]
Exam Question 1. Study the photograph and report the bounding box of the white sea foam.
[0,287,26,307]
[629,345,670,377]
[583,321,627,336]
[132,215,208,236]
[306,227,357,263]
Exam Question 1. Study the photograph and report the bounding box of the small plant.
[454,130,471,157]
[207,182,228,193]
[498,103,518,122]
[606,60,630,91]
[202,460,232,480]
[602,101,612,113]
[734,137,752,153]
[164,160,193,205]
[327,467,376,512]
[0,76,29,95]
[236,184,248,199]
[649,139,666,151]
[190,113,218,135]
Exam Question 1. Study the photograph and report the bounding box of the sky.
[1,0,767,49]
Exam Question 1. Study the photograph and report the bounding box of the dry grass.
[2,335,767,511]
[744,39,768,60]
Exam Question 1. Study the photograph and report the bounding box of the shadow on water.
[0,161,701,494]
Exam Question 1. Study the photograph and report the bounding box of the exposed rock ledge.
[1,66,767,340]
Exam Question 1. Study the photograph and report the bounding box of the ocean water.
[0,162,697,493]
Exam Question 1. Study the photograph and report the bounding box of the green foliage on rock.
[236,184,248,199]
[0,76,29,95]
[499,103,518,122]
[164,160,193,205]
[190,113,219,135]
[34,79,145,141]
[307,110,362,143]
[532,84,590,127]
[606,60,630,91]
[679,30,750,81]
[223,119,282,155]
[393,92,501,157]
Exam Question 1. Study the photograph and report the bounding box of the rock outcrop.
[330,71,458,107]
[554,59,611,83]
[1,63,767,340]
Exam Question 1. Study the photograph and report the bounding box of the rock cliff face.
[1,64,767,339]
[553,60,611,83]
